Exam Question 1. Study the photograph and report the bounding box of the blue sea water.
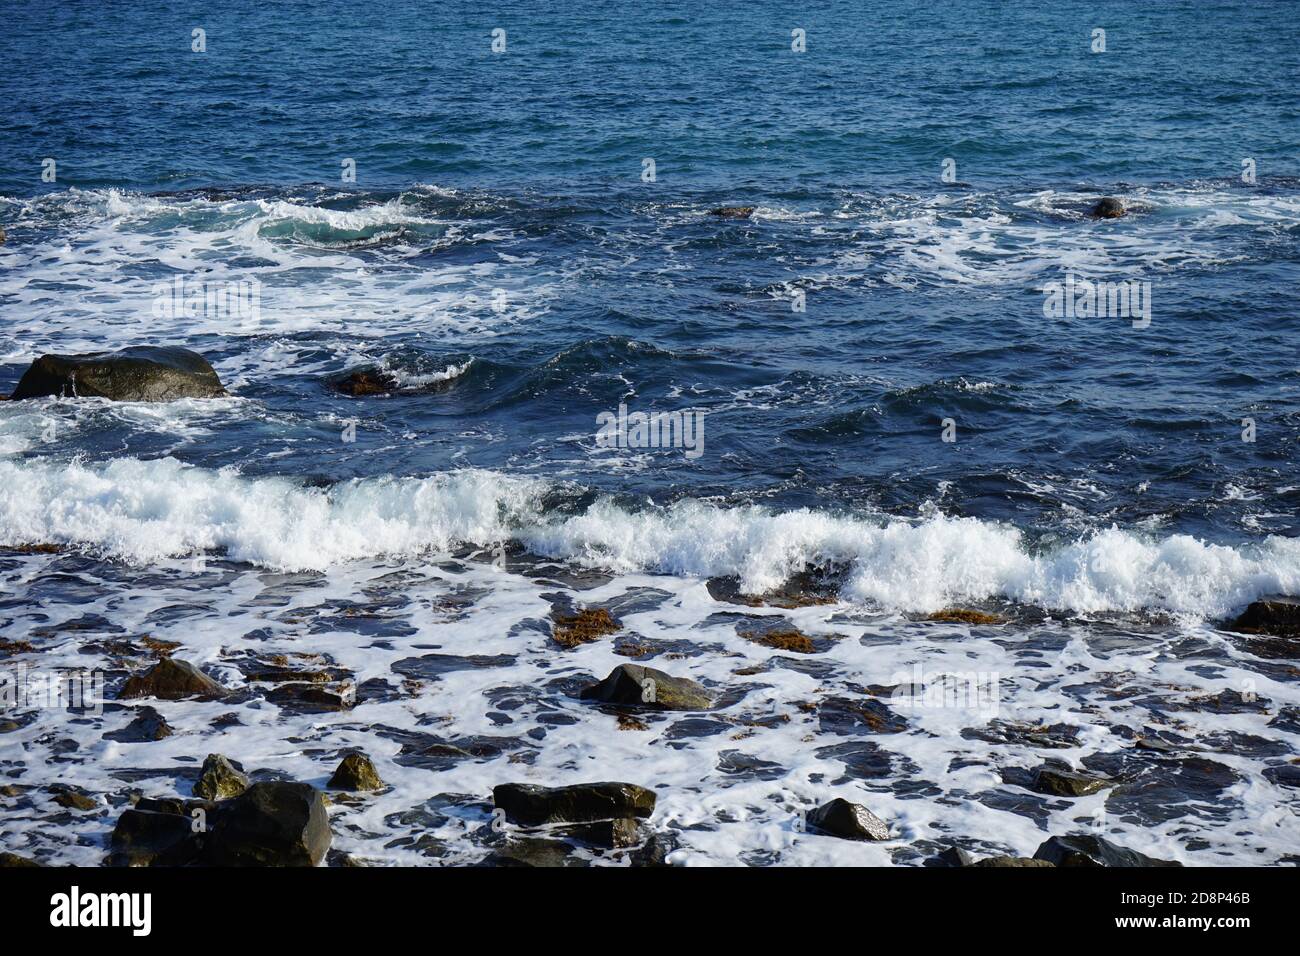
[0,1,1299,866]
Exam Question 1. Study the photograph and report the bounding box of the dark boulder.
[193,754,250,800]
[119,658,226,701]
[710,206,755,219]
[1033,834,1181,867]
[1227,596,1300,637]
[806,798,890,841]
[108,804,208,866]
[1087,197,1126,219]
[104,706,174,742]
[328,752,384,792]
[556,817,641,849]
[929,845,973,867]
[205,782,331,867]
[492,781,656,826]
[108,782,330,867]
[9,347,226,402]
[1030,766,1112,797]
[580,663,715,711]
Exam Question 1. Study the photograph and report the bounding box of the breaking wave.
[2,457,1296,618]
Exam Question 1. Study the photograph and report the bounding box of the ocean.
[0,0,1298,866]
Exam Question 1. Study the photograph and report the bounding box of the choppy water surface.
[0,0,1298,865]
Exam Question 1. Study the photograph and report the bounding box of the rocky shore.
[0,347,1297,866]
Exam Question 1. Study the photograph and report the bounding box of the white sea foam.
[2,456,1296,618]
[0,189,548,360]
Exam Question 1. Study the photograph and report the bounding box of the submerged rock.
[580,663,715,711]
[741,628,816,654]
[1087,197,1126,219]
[9,346,226,402]
[492,782,656,826]
[194,754,250,800]
[330,369,398,396]
[707,567,841,608]
[1033,834,1181,867]
[806,798,890,841]
[328,752,384,792]
[972,855,1055,867]
[710,206,755,219]
[552,607,620,649]
[1030,766,1112,797]
[119,658,226,701]
[924,608,1005,626]
[264,681,354,712]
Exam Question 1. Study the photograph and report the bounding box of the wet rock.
[741,627,816,654]
[104,706,174,743]
[551,607,620,649]
[111,790,320,867]
[479,837,581,868]
[629,830,681,866]
[264,682,354,712]
[1030,766,1112,797]
[617,713,649,731]
[50,786,98,811]
[710,206,755,219]
[580,663,715,711]
[1177,688,1270,715]
[806,798,890,841]
[108,803,209,866]
[963,719,1080,749]
[328,752,384,792]
[0,851,41,867]
[391,652,515,681]
[924,608,1005,626]
[1033,834,1181,867]
[1227,596,1300,640]
[205,782,332,867]
[815,696,908,735]
[972,856,1055,867]
[716,750,785,780]
[706,567,841,608]
[0,226,6,244]
[1263,764,1300,789]
[9,346,226,402]
[330,369,398,396]
[556,817,641,849]
[194,754,250,800]
[119,657,226,701]
[929,845,973,867]
[492,781,656,826]
[1088,197,1126,219]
